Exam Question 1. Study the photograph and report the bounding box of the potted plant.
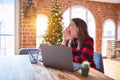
[81,61,90,76]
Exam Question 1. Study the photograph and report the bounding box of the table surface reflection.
[0,55,113,80]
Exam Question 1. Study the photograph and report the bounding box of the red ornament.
[51,39,55,43]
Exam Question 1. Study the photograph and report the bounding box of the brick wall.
[19,0,120,53]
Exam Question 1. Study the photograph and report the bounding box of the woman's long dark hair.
[72,18,89,48]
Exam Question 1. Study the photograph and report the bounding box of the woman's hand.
[61,27,73,46]
[63,27,72,40]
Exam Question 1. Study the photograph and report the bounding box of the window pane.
[0,0,15,55]
[87,12,96,38]
[36,14,48,48]
[71,6,86,21]
[103,19,115,36]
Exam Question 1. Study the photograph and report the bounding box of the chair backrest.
[93,52,104,73]
[18,48,40,55]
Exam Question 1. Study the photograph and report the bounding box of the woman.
[61,18,96,69]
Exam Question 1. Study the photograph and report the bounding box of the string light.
[28,0,32,4]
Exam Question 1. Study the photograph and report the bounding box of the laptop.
[40,44,81,71]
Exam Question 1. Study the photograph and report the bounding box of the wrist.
[61,40,67,46]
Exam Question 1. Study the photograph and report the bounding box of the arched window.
[102,19,115,56]
[36,14,48,48]
[103,20,115,37]
[62,6,96,49]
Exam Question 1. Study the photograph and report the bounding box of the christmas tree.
[43,0,63,45]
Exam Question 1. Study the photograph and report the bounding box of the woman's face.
[69,20,79,38]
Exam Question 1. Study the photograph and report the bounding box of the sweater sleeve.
[73,37,94,63]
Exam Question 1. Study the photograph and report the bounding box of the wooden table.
[0,55,113,80]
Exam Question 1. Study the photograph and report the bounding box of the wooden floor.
[103,58,120,80]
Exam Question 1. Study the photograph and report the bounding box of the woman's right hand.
[61,27,69,46]
[62,27,73,41]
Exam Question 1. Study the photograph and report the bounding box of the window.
[102,19,115,56]
[36,14,48,48]
[0,0,16,55]
[103,20,115,37]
